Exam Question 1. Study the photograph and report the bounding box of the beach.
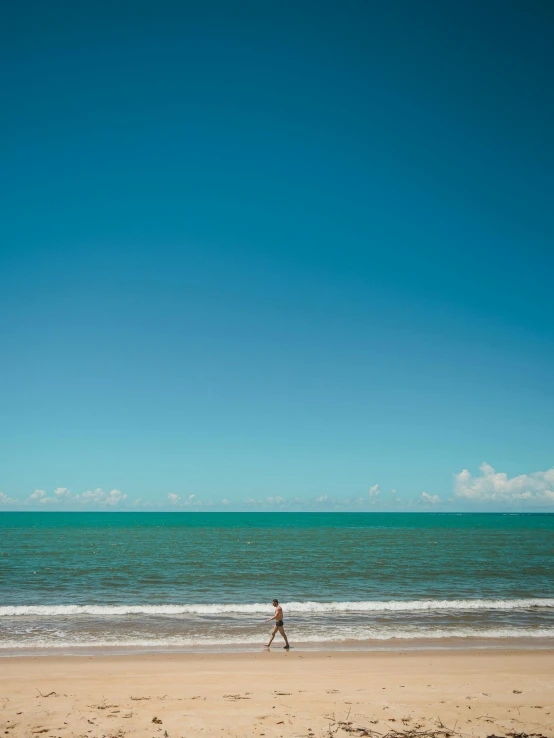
[1,649,553,737]
[2,513,553,736]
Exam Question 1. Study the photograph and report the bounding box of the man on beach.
[265,599,290,649]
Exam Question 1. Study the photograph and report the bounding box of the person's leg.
[277,626,290,648]
[265,625,278,647]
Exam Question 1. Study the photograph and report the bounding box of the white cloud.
[75,488,127,506]
[26,487,127,508]
[316,494,328,503]
[369,484,380,498]
[266,496,285,505]
[29,489,56,504]
[421,491,440,505]
[0,492,15,505]
[53,487,72,499]
[454,463,554,505]
[167,493,181,504]
[76,489,103,503]
[188,494,196,501]
[221,498,230,505]
[106,489,126,506]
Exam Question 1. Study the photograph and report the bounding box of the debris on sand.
[87,703,119,710]
[223,694,251,700]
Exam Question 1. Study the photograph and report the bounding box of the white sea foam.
[1,598,553,617]
[1,627,554,650]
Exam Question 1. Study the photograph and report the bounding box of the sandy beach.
[1,649,552,738]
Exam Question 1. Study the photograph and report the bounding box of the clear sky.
[1,1,553,511]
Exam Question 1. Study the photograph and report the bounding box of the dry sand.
[1,649,552,738]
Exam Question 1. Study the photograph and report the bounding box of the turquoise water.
[1,512,553,652]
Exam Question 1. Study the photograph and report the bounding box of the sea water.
[1,512,553,654]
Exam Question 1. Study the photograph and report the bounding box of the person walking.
[265,598,290,649]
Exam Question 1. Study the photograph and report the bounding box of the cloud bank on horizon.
[1,463,554,511]
[454,463,554,505]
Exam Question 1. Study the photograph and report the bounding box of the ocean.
[1,512,553,654]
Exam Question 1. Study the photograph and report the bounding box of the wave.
[1,598,553,617]
[1,627,554,650]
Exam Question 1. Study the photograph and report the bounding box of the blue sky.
[1,1,553,510]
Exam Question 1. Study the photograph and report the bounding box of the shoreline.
[3,645,553,663]
[1,649,552,737]
[2,635,554,658]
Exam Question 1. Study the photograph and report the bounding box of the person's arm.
[265,613,277,622]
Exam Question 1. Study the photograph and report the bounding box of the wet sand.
[1,649,552,737]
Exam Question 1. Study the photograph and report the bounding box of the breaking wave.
[1,598,553,617]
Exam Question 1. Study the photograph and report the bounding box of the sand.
[1,649,552,738]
